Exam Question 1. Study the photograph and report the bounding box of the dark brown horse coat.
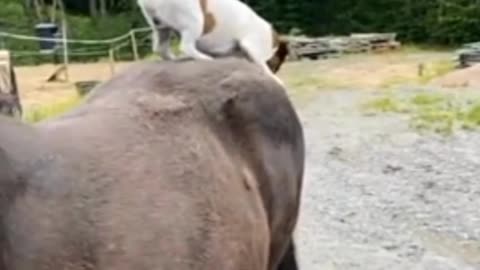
[0,58,305,270]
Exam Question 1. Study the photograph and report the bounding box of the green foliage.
[363,92,480,135]
[23,93,84,123]
[362,96,406,113]
[1,0,480,65]
[246,0,480,45]
[417,60,456,84]
[0,0,149,65]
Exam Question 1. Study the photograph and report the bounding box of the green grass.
[362,92,480,135]
[379,75,416,89]
[287,75,349,90]
[410,92,446,106]
[417,60,456,84]
[379,59,456,89]
[362,96,406,113]
[23,94,85,123]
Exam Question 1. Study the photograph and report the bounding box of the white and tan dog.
[138,0,289,85]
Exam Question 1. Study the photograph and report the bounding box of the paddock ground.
[16,49,451,107]
[15,49,480,270]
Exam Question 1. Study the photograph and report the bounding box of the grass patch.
[417,60,456,84]
[23,93,85,123]
[362,96,405,113]
[410,92,446,106]
[399,44,456,54]
[287,75,349,90]
[465,103,480,125]
[379,59,455,89]
[379,75,416,89]
[282,71,351,105]
[362,92,480,135]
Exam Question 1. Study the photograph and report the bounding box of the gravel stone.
[294,90,480,270]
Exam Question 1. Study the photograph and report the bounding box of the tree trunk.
[89,0,98,18]
[32,0,45,21]
[21,0,35,25]
[99,0,107,16]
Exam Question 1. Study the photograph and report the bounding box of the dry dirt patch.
[14,50,453,110]
[430,64,480,88]
[16,61,134,108]
[279,51,452,92]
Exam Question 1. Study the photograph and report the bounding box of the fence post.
[130,31,139,61]
[109,47,115,76]
[61,18,69,82]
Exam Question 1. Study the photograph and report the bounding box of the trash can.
[34,23,59,53]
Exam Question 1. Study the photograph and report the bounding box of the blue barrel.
[34,23,59,53]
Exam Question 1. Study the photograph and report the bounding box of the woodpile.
[287,33,401,61]
[456,42,480,68]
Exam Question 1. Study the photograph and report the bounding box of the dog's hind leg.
[157,27,176,61]
[178,29,213,61]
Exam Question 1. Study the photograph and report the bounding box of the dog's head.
[267,34,289,74]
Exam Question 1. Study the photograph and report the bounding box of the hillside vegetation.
[1,0,480,65]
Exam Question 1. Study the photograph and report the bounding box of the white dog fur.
[137,0,288,85]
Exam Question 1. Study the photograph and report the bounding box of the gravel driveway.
[294,89,480,270]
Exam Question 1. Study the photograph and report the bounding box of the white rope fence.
[0,27,153,60]
[0,27,151,45]
[0,27,155,80]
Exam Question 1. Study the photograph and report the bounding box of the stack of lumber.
[287,32,401,61]
[350,33,400,52]
[287,36,338,60]
[456,42,480,68]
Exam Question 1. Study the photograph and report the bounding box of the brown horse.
[0,58,304,270]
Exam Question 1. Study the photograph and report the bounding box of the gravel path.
[294,89,480,270]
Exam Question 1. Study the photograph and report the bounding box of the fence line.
[10,31,152,58]
[1,26,154,80]
[0,27,151,45]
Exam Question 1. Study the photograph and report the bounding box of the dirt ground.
[430,64,480,88]
[16,61,133,108]
[16,50,452,109]
[296,88,480,270]
[13,50,480,270]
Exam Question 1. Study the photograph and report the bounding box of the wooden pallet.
[456,42,480,68]
[287,33,401,61]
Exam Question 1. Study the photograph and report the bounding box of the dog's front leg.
[138,4,162,54]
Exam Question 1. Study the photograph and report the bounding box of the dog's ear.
[267,36,289,74]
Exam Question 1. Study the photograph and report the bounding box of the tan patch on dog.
[200,0,216,35]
